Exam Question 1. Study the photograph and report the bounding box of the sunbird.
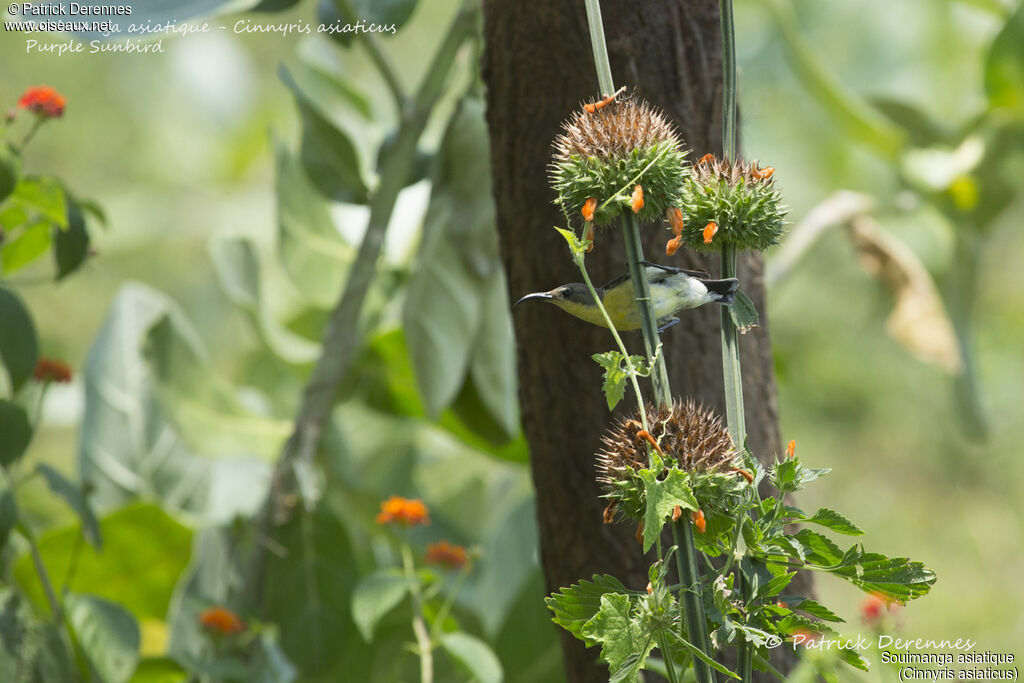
[513,261,739,331]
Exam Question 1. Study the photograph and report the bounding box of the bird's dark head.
[513,283,593,309]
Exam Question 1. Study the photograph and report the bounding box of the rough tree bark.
[481,2,800,681]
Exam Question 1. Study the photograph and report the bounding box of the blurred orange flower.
[198,606,244,636]
[861,591,899,623]
[425,540,468,570]
[376,495,430,526]
[18,85,66,118]
[34,357,72,383]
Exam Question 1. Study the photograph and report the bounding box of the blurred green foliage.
[0,0,1021,679]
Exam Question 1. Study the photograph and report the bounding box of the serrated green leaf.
[637,468,698,552]
[729,290,759,334]
[581,593,655,681]
[805,508,864,536]
[350,569,415,641]
[37,464,102,548]
[66,593,140,683]
[3,176,66,229]
[668,630,740,679]
[0,286,37,392]
[830,553,936,602]
[770,458,829,494]
[793,529,845,567]
[779,597,844,623]
[545,574,630,641]
[440,632,503,683]
[0,400,31,468]
[757,571,796,600]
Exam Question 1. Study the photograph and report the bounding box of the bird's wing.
[599,272,632,291]
[640,259,709,279]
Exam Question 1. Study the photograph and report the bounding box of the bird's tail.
[702,278,740,305]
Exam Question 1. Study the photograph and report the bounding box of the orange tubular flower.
[199,606,245,636]
[702,221,718,245]
[631,185,644,213]
[34,357,73,384]
[376,495,430,527]
[425,540,468,570]
[665,235,683,256]
[584,223,595,252]
[755,166,775,180]
[697,153,715,165]
[692,509,707,533]
[667,207,684,236]
[581,197,597,223]
[18,85,66,118]
[786,439,796,459]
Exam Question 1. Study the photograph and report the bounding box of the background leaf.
[54,197,91,281]
[0,400,31,468]
[0,286,37,392]
[66,593,141,683]
[0,143,19,204]
[37,463,102,548]
[440,632,504,683]
[984,2,1024,110]
[350,569,415,641]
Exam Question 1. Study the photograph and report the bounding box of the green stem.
[428,558,473,642]
[335,0,408,112]
[582,3,716,681]
[402,544,434,683]
[622,214,672,407]
[242,2,476,611]
[17,118,43,152]
[575,254,648,432]
[658,630,681,683]
[672,521,714,676]
[719,1,752,680]
[19,522,62,620]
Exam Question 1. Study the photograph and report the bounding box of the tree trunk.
[482,2,798,680]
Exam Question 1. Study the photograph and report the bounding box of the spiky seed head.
[551,95,689,228]
[596,400,740,522]
[676,155,787,253]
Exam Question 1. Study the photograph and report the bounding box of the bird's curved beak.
[512,291,555,309]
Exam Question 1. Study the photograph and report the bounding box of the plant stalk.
[581,2,716,681]
[719,1,752,680]
[402,544,434,683]
[242,3,476,611]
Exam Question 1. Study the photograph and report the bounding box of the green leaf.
[80,284,267,522]
[1,219,51,273]
[65,593,140,683]
[439,632,504,683]
[14,504,191,619]
[346,0,418,31]
[4,176,67,229]
[404,98,502,419]
[780,597,844,623]
[804,508,864,536]
[281,67,368,204]
[350,569,415,641]
[263,507,358,677]
[0,143,19,203]
[272,137,353,308]
[466,271,520,439]
[0,479,17,553]
[729,290,759,334]
[0,286,38,391]
[984,2,1024,110]
[0,400,31,467]
[770,457,829,494]
[129,657,188,683]
[143,313,291,462]
[36,464,102,548]
[829,552,936,602]
[793,529,845,567]
[208,235,319,364]
[637,468,698,552]
[581,593,655,681]
[545,574,630,641]
[591,351,649,411]
[54,197,91,281]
